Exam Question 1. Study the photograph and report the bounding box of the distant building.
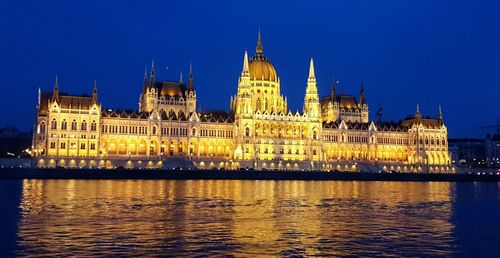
[448,138,486,167]
[32,31,452,172]
[485,133,500,168]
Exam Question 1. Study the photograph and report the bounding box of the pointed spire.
[150,59,156,86]
[304,57,320,117]
[188,63,194,91]
[179,70,183,84]
[306,57,317,92]
[37,87,41,108]
[241,49,250,77]
[92,79,98,104]
[415,104,422,119]
[52,75,59,102]
[256,28,264,58]
[438,105,443,124]
[331,78,336,102]
[142,67,149,94]
[359,81,366,105]
[308,57,316,81]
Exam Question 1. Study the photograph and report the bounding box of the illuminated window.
[39,122,46,134]
[51,119,57,129]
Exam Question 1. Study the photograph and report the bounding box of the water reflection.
[17,180,456,256]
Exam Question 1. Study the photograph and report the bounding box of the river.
[1,179,499,257]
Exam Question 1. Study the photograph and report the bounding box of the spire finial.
[438,105,443,121]
[92,79,98,104]
[359,81,366,105]
[415,103,422,119]
[52,75,60,102]
[256,28,263,58]
[241,49,250,77]
[308,57,315,80]
[188,63,194,91]
[179,70,183,84]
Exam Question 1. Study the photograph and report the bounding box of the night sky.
[1,0,499,137]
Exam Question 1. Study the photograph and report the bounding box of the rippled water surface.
[1,179,499,257]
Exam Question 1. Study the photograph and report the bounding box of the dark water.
[0,180,499,257]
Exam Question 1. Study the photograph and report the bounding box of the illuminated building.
[32,31,452,172]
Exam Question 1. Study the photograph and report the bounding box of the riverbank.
[0,168,499,182]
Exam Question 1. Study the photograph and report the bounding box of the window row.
[102,125,148,134]
[49,141,96,150]
[50,119,97,131]
[199,128,233,138]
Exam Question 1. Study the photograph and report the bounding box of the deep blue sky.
[1,0,499,137]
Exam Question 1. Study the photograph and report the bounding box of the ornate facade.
[33,32,452,172]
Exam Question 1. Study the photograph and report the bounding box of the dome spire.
[256,28,264,58]
[415,104,422,119]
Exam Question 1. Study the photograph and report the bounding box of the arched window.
[81,120,87,131]
[312,131,317,140]
[191,128,196,136]
[51,119,57,129]
[61,119,67,130]
[152,126,157,135]
[39,122,46,134]
[71,120,77,130]
[245,127,250,137]
[91,121,97,131]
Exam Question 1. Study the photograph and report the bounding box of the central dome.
[249,58,277,82]
[248,29,278,82]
